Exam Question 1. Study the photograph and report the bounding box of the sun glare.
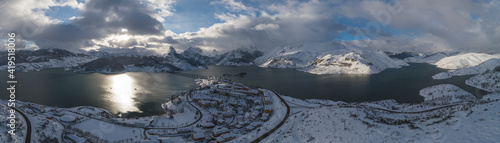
[109,74,140,113]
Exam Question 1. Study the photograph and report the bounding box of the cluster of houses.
[183,82,274,142]
[142,79,276,143]
[190,127,238,143]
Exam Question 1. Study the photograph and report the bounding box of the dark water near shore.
[0,63,483,117]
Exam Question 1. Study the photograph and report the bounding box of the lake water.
[0,63,483,117]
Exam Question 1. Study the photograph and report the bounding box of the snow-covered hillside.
[255,42,407,74]
[419,84,476,104]
[404,52,448,63]
[466,69,500,92]
[433,58,500,79]
[0,48,96,71]
[263,86,500,143]
[0,56,96,71]
[433,53,500,69]
[216,48,263,66]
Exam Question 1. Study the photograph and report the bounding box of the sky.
[0,0,499,55]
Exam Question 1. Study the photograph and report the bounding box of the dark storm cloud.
[149,36,179,44]
[33,0,164,49]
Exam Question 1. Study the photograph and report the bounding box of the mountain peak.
[184,47,203,54]
[168,46,177,55]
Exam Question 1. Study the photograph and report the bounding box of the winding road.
[12,108,31,143]
[251,90,290,143]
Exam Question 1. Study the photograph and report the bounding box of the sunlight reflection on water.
[108,74,140,113]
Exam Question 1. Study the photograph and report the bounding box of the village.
[3,77,287,143]
[142,78,284,142]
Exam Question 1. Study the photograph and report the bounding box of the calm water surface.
[0,63,482,117]
[186,63,482,103]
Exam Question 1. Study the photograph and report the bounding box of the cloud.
[338,0,500,53]
[3,0,499,54]
[254,23,280,31]
[1,0,171,51]
[176,0,346,52]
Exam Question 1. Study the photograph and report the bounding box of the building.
[191,133,206,141]
[198,100,211,107]
[210,101,219,107]
[261,113,270,121]
[230,91,246,98]
[255,105,262,110]
[212,127,229,137]
[60,115,76,123]
[140,139,160,143]
[248,111,261,121]
[222,110,234,118]
[245,122,262,131]
[217,119,226,125]
[228,100,238,106]
[27,104,45,113]
[216,133,237,143]
[177,127,192,133]
[264,105,272,114]
[264,97,272,105]
[200,122,215,128]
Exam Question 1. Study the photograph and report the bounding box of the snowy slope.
[433,53,500,69]
[466,70,500,92]
[404,52,448,63]
[216,48,263,66]
[264,86,500,143]
[433,58,500,79]
[0,56,96,71]
[163,46,199,70]
[264,94,500,143]
[255,42,407,74]
[419,84,476,104]
[0,48,96,71]
[180,47,217,66]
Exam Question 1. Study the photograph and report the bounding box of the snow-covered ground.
[466,70,500,92]
[433,53,500,70]
[418,84,476,104]
[0,103,27,142]
[433,58,500,79]
[263,85,500,143]
[255,42,407,74]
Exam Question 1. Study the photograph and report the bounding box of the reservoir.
[0,63,483,117]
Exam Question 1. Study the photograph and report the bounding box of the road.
[143,91,203,138]
[251,90,290,143]
[12,108,31,143]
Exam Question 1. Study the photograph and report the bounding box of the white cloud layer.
[1,0,499,54]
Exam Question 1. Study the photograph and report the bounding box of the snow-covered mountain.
[386,52,423,60]
[1,47,265,73]
[216,48,263,66]
[180,47,219,66]
[404,52,450,63]
[76,47,206,73]
[0,48,96,71]
[75,56,183,73]
[433,58,500,79]
[433,53,500,69]
[254,42,407,74]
